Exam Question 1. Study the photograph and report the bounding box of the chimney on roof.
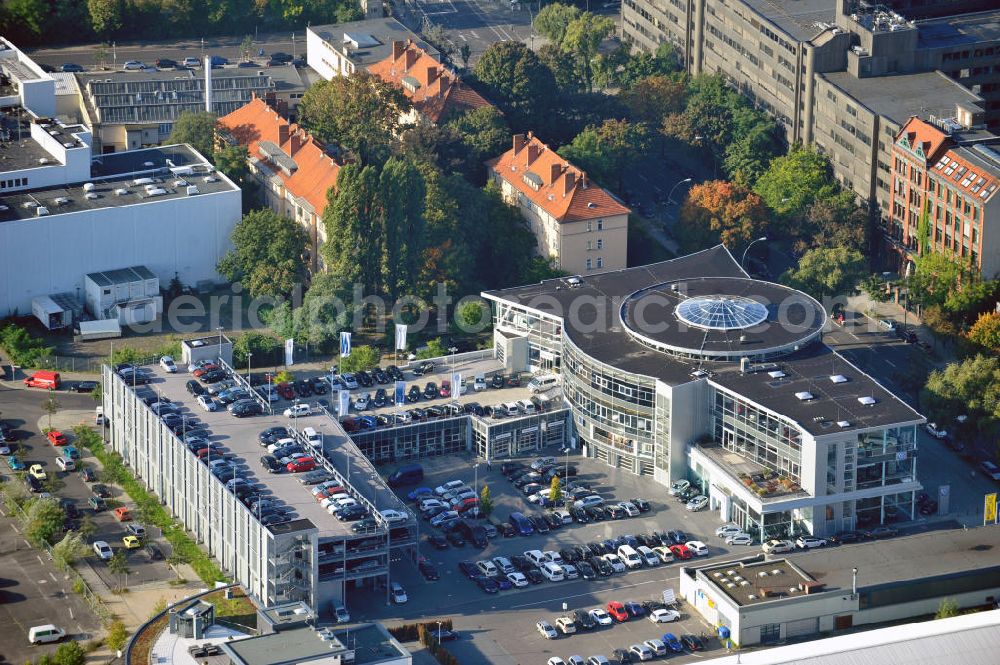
[392,41,406,61]
[427,65,438,85]
[278,124,289,146]
[550,163,562,184]
[526,143,541,167]
[581,172,588,189]
[404,48,418,71]
[512,134,527,155]
[563,171,576,196]
[290,129,303,154]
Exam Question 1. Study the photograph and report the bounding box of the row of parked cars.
[537,601,704,665]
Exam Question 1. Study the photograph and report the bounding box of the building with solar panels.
[482,245,926,539]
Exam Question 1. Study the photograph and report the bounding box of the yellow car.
[122,535,142,550]
[28,464,47,480]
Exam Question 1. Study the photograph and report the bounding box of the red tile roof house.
[218,97,341,271]
[487,132,631,275]
[368,40,492,125]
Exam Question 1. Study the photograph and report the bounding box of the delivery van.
[24,370,61,390]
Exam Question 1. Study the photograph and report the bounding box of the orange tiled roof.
[486,133,631,223]
[369,40,492,123]
[897,117,951,164]
[932,147,1000,204]
[217,97,340,216]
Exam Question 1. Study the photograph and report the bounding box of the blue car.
[496,577,513,591]
[359,415,378,430]
[62,445,81,460]
[663,633,684,653]
[407,487,434,502]
[602,538,617,552]
[5,455,25,471]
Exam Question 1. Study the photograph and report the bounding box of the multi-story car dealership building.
[483,246,925,538]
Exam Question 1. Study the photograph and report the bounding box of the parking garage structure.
[101,347,418,615]
[482,245,926,538]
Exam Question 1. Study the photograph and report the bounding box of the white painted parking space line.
[49,572,58,582]
[884,359,897,368]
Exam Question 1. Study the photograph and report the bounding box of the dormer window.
[401,75,421,93]
[522,171,542,191]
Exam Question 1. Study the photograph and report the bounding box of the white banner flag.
[395,324,408,351]
[338,389,351,417]
[284,338,294,365]
[340,331,351,358]
[452,372,462,396]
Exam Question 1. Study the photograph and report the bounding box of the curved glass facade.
[563,335,660,474]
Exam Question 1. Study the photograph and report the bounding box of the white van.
[504,402,520,416]
[637,545,660,567]
[540,561,565,581]
[302,427,322,446]
[617,544,643,569]
[516,399,536,414]
[528,374,558,393]
[28,624,65,644]
[524,549,547,566]
[473,374,487,391]
[94,406,104,425]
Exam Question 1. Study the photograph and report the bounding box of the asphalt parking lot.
[343,453,760,663]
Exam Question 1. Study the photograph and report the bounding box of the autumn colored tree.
[621,75,686,125]
[675,180,769,252]
[968,311,1000,352]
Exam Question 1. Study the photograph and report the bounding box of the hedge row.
[72,425,226,584]
[388,619,452,643]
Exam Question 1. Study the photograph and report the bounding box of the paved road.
[26,31,305,72]
[0,385,104,665]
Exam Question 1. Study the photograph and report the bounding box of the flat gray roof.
[0,118,59,173]
[740,0,836,43]
[795,524,1000,591]
[0,144,236,223]
[308,17,437,68]
[224,623,406,665]
[85,265,156,286]
[821,70,984,124]
[701,557,812,606]
[484,246,922,436]
[917,8,1000,49]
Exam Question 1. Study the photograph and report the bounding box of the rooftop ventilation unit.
[114,188,129,196]
[39,157,50,165]
[173,179,188,187]
[62,142,75,148]
[53,197,69,205]
[768,370,786,379]
[186,185,200,195]
[203,175,218,183]
[142,161,154,167]
[691,369,708,378]
[84,192,99,200]
[22,201,37,209]
[36,206,49,216]
[830,374,847,383]
[837,420,851,428]
[83,183,95,192]
[858,396,877,406]
[795,391,814,401]
[145,187,167,196]
[133,177,155,186]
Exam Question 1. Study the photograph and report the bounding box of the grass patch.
[110,339,182,366]
[130,613,169,665]
[72,425,227,585]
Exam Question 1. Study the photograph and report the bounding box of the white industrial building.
[84,266,162,324]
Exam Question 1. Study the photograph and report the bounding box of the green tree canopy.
[535,3,581,44]
[217,209,308,299]
[53,640,87,665]
[213,144,249,186]
[753,146,837,219]
[105,619,128,652]
[339,345,381,373]
[921,355,1000,439]
[87,0,121,38]
[167,111,218,160]
[298,72,410,166]
[619,42,682,88]
[473,41,558,133]
[559,119,650,193]
[232,331,281,366]
[22,497,65,547]
[444,106,511,184]
[620,74,686,125]
[779,246,866,300]
[561,12,616,92]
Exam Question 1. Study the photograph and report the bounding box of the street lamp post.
[666,177,693,205]
[473,462,480,498]
[247,352,253,381]
[437,621,443,643]
[448,346,458,373]
[741,236,768,270]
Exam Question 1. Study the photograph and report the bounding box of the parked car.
[795,536,828,549]
[685,495,709,511]
[762,539,795,554]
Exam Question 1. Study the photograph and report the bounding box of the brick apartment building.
[218,97,341,271]
[621,0,1000,260]
[887,116,1000,278]
[487,133,630,275]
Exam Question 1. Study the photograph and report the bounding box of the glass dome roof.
[675,296,769,331]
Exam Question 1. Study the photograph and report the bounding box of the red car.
[47,430,68,446]
[315,487,345,501]
[287,456,316,473]
[439,381,452,398]
[607,601,628,622]
[192,363,218,377]
[669,544,693,559]
[456,497,479,512]
[276,382,295,400]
